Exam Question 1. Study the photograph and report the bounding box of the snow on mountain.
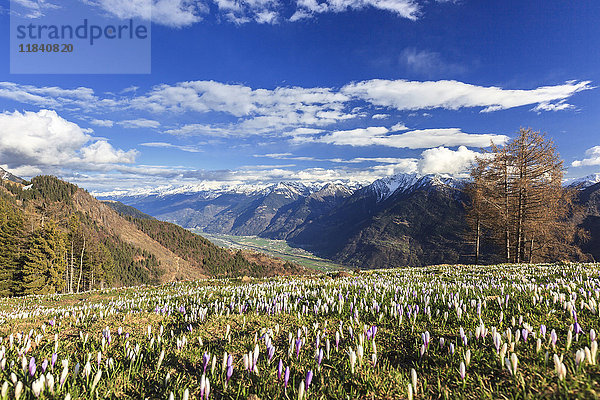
[566,173,600,188]
[363,173,463,202]
[0,167,26,184]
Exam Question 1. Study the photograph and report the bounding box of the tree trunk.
[475,217,480,264]
[529,236,535,263]
[69,240,74,293]
[77,237,85,293]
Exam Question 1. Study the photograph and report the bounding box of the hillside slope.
[0,174,304,296]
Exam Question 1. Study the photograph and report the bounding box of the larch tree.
[468,128,584,263]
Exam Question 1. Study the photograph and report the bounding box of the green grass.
[197,232,344,272]
[0,263,599,399]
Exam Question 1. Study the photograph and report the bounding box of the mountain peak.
[364,172,463,202]
[0,167,26,185]
[567,173,600,189]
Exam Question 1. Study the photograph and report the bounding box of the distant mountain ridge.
[100,171,600,268]
[99,173,473,268]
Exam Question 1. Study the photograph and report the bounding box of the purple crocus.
[317,348,324,365]
[203,353,210,373]
[540,325,546,337]
[295,338,302,358]
[284,366,290,388]
[29,357,36,377]
[277,359,283,380]
[226,365,233,382]
[268,345,275,362]
[41,359,48,373]
[51,353,58,370]
[305,370,313,391]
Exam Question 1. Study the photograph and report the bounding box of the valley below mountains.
[101,172,600,268]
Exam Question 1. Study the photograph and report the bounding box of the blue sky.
[1,0,599,194]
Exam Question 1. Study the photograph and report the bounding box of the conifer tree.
[0,197,24,296]
[21,221,67,295]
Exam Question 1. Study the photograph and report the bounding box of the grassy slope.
[1,263,599,399]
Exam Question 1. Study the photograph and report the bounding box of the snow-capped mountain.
[566,173,600,188]
[0,167,26,185]
[360,173,464,202]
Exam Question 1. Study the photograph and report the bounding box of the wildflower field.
[0,263,599,399]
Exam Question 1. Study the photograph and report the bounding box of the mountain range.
[101,172,600,268]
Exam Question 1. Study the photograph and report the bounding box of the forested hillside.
[0,175,303,297]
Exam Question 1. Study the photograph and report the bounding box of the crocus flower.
[305,370,313,391]
[203,353,210,374]
[317,348,324,365]
[29,357,36,377]
[15,381,23,400]
[459,361,466,380]
[41,359,48,373]
[295,339,302,358]
[276,360,283,380]
[284,366,290,388]
[226,365,233,382]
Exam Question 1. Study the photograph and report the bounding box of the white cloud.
[572,146,600,167]
[293,0,420,21]
[11,0,60,18]
[81,140,138,164]
[164,123,232,136]
[391,122,409,131]
[0,82,102,109]
[342,79,593,112]
[318,127,508,149]
[87,0,203,27]
[90,118,115,127]
[117,118,161,129]
[372,113,389,119]
[135,81,353,134]
[417,145,478,175]
[0,110,137,175]
[140,142,202,152]
[86,0,427,26]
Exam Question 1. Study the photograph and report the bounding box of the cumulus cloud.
[318,127,508,149]
[342,79,593,112]
[0,110,137,175]
[372,113,389,119]
[417,145,478,175]
[572,146,600,167]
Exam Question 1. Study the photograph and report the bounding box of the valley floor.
[198,231,343,272]
[0,263,599,399]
